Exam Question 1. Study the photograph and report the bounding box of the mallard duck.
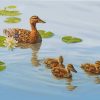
[52,64,77,78]
[44,56,64,68]
[3,16,45,44]
[81,62,100,74]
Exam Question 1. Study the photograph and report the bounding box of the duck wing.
[52,67,67,78]
[3,28,31,43]
[3,28,31,37]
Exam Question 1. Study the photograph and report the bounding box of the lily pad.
[62,36,82,43]
[7,5,17,9]
[0,36,6,47]
[0,10,21,16]
[0,65,6,71]
[38,30,54,38]
[0,61,5,65]
[0,61,6,71]
[4,17,21,23]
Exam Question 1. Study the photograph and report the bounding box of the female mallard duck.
[52,64,77,78]
[3,16,45,44]
[44,56,64,68]
[81,62,100,74]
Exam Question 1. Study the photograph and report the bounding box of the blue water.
[0,0,100,100]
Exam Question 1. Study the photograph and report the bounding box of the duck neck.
[31,23,37,31]
[66,67,71,74]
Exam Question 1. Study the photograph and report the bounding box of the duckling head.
[67,64,77,73]
[95,61,100,65]
[58,56,63,64]
[30,16,46,24]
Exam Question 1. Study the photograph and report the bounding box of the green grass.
[62,36,82,43]
[5,17,21,23]
[38,30,54,38]
[0,36,6,47]
[0,10,21,16]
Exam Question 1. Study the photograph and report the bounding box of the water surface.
[0,1,100,100]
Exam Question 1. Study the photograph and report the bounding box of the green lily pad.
[0,36,6,47]
[62,36,82,43]
[5,17,21,23]
[7,5,17,9]
[0,65,6,71]
[38,30,54,38]
[0,61,5,65]
[0,61,6,71]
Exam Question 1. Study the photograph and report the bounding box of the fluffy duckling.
[81,63,100,74]
[52,64,77,79]
[49,56,65,68]
[3,16,45,44]
[95,61,100,73]
[44,56,64,68]
[95,61,100,67]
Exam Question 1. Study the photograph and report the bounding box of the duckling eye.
[97,67,100,69]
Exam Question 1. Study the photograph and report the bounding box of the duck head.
[67,64,77,73]
[30,16,46,24]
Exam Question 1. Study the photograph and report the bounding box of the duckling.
[3,16,45,44]
[95,61,100,65]
[94,62,100,74]
[52,64,77,79]
[44,56,64,68]
[49,56,65,68]
[81,63,90,69]
[81,63,100,74]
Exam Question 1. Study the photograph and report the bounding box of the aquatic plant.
[0,5,21,16]
[0,10,21,16]
[7,5,17,9]
[4,37,18,50]
[0,61,6,71]
[38,30,54,38]
[0,36,6,47]
[4,17,21,23]
[62,36,82,43]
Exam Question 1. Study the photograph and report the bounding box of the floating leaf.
[62,36,82,43]
[5,17,21,23]
[0,36,6,47]
[0,61,6,71]
[0,65,6,71]
[0,61,5,65]
[38,30,54,38]
[7,5,17,9]
[0,10,21,16]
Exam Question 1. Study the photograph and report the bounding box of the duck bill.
[72,68,77,73]
[38,18,46,23]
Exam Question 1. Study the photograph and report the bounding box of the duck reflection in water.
[16,42,42,67]
[95,76,100,84]
[66,78,77,91]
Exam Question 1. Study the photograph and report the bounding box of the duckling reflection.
[16,43,41,66]
[93,76,100,84]
[66,78,77,91]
